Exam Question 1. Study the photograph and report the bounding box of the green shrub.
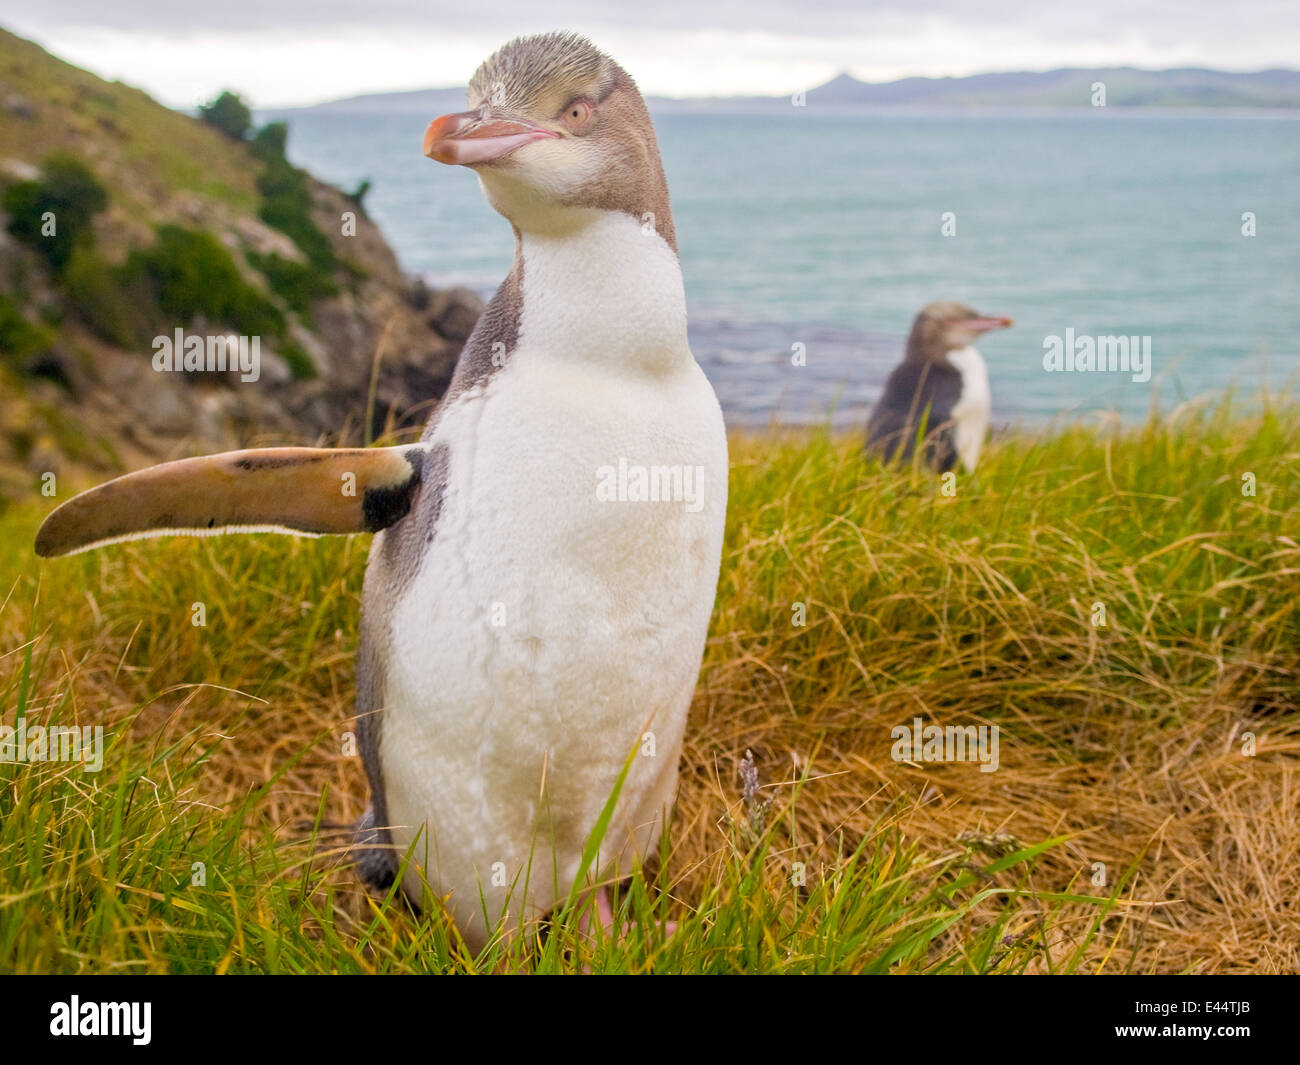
[2,153,108,272]
[249,121,288,163]
[245,117,342,286]
[125,225,283,337]
[198,91,252,140]
[346,179,371,210]
[256,157,336,272]
[278,339,318,380]
[61,247,137,347]
[247,251,337,314]
[0,295,53,366]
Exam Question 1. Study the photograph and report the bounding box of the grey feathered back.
[865,359,963,472]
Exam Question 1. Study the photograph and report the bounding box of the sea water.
[272,107,1300,427]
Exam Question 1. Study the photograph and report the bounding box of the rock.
[310,182,405,290]
[288,321,334,378]
[406,277,431,311]
[4,93,35,120]
[0,156,39,181]
[229,214,303,261]
[255,349,293,386]
[427,286,484,342]
[117,368,198,437]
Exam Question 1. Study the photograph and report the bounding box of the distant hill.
[800,67,1300,109]
[280,86,467,116]
[286,65,1300,115]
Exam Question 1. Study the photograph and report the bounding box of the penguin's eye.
[560,99,593,132]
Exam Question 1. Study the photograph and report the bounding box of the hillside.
[0,28,480,503]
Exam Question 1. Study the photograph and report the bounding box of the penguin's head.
[423,32,674,246]
[907,301,1013,362]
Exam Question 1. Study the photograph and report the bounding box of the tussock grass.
[1,398,1296,973]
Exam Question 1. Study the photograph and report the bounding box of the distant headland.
[283,66,1300,115]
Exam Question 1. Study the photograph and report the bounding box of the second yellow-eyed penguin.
[34,32,728,951]
[865,301,1012,473]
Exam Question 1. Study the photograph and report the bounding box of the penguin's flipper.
[34,445,428,558]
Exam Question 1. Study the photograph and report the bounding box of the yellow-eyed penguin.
[34,32,728,951]
[864,301,1012,472]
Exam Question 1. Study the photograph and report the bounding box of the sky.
[3,2,1299,109]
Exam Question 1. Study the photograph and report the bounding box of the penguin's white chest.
[373,214,727,943]
[946,346,991,472]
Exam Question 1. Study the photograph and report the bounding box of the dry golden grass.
[2,401,1296,972]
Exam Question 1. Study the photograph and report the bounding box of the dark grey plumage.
[866,358,964,472]
[865,300,1005,473]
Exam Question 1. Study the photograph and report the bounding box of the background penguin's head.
[906,301,1013,362]
[423,32,675,247]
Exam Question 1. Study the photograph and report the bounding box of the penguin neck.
[907,341,962,371]
[515,208,689,376]
[946,344,987,381]
[905,335,946,367]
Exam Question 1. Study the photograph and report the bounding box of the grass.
[1,397,1296,973]
[0,30,260,219]
[0,29,261,221]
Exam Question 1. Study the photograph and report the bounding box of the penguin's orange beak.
[961,315,1014,332]
[423,111,560,166]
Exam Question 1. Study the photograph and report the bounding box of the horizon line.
[269,62,1300,111]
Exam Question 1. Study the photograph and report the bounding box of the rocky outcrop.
[0,28,483,499]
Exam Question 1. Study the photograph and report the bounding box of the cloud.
[3,1,1298,107]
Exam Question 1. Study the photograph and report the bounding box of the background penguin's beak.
[423,111,560,166]
[961,315,1015,332]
